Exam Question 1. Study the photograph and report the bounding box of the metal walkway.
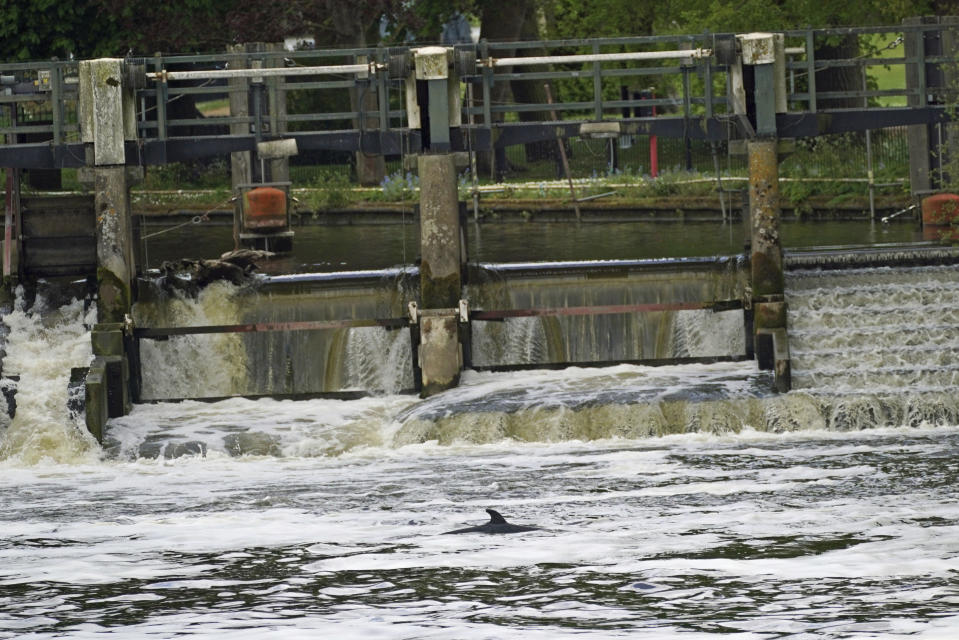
[0,21,955,168]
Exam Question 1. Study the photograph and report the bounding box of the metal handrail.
[0,22,954,165]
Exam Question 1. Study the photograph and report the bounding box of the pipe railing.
[0,22,954,157]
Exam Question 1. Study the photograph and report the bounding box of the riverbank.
[127,191,912,225]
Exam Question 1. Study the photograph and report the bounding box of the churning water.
[2,265,959,638]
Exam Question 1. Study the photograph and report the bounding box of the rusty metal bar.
[472,299,742,321]
[135,317,409,339]
[137,299,743,338]
[471,354,752,372]
[141,389,419,403]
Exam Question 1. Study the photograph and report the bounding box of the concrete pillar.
[78,58,138,436]
[79,58,137,323]
[266,44,290,184]
[418,314,462,397]
[419,154,461,308]
[229,44,253,248]
[94,167,135,322]
[740,34,790,391]
[410,46,465,397]
[748,139,783,300]
[84,359,108,443]
[416,154,463,398]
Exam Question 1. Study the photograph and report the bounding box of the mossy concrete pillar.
[94,167,135,323]
[79,58,137,324]
[748,139,783,300]
[416,154,463,397]
[748,140,788,390]
[740,33,790,391]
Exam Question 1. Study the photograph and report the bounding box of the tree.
[0,0,122,60]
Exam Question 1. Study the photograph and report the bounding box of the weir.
[1,22,959,442]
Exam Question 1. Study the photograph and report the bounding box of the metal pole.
[489,48,710,67]
[147,63,375,81]
[4,102,15,279]
[467,83,480,221]
[592,43,603,121]
[544,84,581,222]
[711,142,727,221]
[863,64,876,220]
[4,167,12,279]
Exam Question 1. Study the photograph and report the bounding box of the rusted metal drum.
[921,193,959,241]
[243,186,287,230]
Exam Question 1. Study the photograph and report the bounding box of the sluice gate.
[129,256,749,401]
[2,21,959,440]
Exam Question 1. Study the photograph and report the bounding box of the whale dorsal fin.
[486,509,508,524]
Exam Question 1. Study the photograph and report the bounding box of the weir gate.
[2,20,959,439]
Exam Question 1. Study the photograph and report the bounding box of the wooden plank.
[21,237,96,275]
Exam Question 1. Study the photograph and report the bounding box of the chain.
[140,196,235,240]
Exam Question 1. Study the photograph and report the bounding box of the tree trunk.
[476,0,530,180]
[330,4,386,186]
[511,4,552,164]
[815,34,861,110]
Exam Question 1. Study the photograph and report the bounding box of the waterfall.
[343,326,414,394]
[135,281,247,400]
[671,309,745,357]
[0,288,98,464]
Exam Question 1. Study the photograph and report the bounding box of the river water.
[139,219,920,272]
[2,222,959,638]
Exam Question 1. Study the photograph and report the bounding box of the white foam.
[0,290,98,465]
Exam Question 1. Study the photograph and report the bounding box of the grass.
[196,98,231,117]
[868,33,907,108]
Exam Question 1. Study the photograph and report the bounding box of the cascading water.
[343,326,413,394]
[470,316,554,367]
[0,288,98,464]
[670,308,745,357]
[34,261,959,457]
[784,264,959,429]
[135,281,247,399]
[5,265,959,638]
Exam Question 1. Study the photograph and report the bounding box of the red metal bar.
[472,354,752,373]
[471,300,737,321]
[649,92,658,178]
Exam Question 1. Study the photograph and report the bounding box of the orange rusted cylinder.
[921,193,959,241]
[243,187,287,230]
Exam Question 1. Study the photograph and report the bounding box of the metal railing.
[0,21,954,167]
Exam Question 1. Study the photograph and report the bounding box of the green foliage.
[299,167,355,211]
[0,0,122,59]
[655,0,930,34]
[142,161,229,190]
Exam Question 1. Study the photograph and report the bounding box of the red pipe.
[649,93,658,178]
